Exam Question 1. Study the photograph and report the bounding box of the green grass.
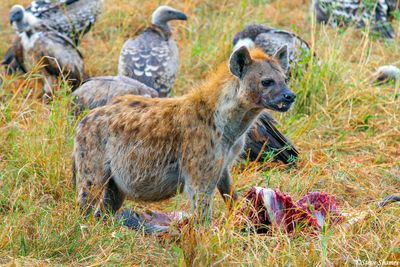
[0,0,400,265]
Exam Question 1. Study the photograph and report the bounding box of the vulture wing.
[1,48,17,75]
[243,110,299,167]
[12,35,26,73]
[31,28,86,89]
[72,75,158,114]
[118,27,178,97]
[2,35,26,74]
[26,0,103,42]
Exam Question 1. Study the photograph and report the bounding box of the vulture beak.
[175,11,187,21]
[10,13,17,24]
[10,11,23,24]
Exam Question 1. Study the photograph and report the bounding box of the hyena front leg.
[184,169,219,224]
[75,158,108,216]
[76,167,99,217]
[95,176,126,217]
[217,168,238,211]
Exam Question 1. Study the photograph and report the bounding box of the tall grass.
[0,0,399,265]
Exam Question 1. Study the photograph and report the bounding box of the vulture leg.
[43,75,57,103]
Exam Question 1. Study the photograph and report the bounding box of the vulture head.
[10,5,37,33]
[151,6,187,31]
[10,5,26,32]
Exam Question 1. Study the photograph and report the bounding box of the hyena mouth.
[272,101,293,112]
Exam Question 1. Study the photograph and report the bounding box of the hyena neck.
[214,81,262,146]
[189,66,262,147]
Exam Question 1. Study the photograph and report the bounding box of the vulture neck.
[149,24,172,41]
[152,20,171,34]
[15,12,39,34]
[13,20,28,34]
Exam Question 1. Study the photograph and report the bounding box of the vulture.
[72,76,158,114]
[313,0,395,38]
[233,24,311,74]
[9,5,87,99]
[369,65,400,83]
[2,0,102,74]
[118,6,187,97]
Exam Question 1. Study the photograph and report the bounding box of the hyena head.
[229,45,296,112]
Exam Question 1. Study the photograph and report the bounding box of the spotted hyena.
[73,45,296,221]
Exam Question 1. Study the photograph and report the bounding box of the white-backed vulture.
[2,0,102,74]
[10,5,87,99]
[313,0,395,38]
[118,6,187,97]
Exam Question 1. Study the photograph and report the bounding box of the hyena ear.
[273,45,289,73]
[229,46,252,78]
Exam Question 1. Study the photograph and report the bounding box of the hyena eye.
[261,79,275,87]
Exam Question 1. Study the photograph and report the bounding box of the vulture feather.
[9,5,87,99]
[386,0,400,12]
[233,24,311,74]
[25,0,102,43]
[118,6,187,97]
[72,76,158,114]
[2,0,102,75]
[313,0,395,38]
[243,111,299,166]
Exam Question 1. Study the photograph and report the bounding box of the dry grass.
[1,0,400,265]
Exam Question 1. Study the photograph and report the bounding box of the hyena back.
[73,45,296,220]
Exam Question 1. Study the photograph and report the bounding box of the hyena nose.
[283,91,296,102]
